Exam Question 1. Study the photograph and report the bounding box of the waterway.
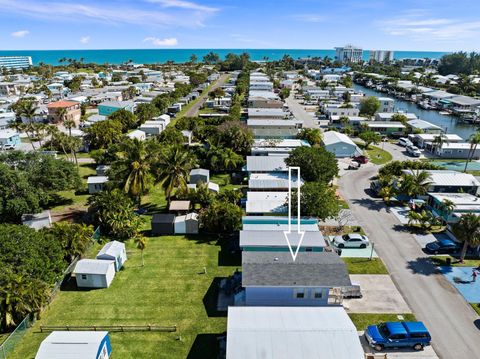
[353,83,478,140]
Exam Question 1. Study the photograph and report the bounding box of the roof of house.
[423,90,455,99]
[412,133,463,141]
[248,172,302,189]
[447,95,480,106]
[403,170,480,187]
[73,259,114,275]
[169,200,190,211]
[246,155,288,172]
[375,112,417,120]
[247,119,298,127]
[152,213,175,223]
[246,191,288,214]
[96,240,125,259]
[98,100,134,108]
[240,230,325,248]
[365,121,406,128]
[242,251,351,287]
[248,108,287,116]
[35,331,109,359]
[253,139,309,148]
[322,131,356,146]
[407,119,442,130]
[47,100,79,109]
[190,168,209,176]
[87,176,108,184]
[226,306,364,359]
[0,129,19,139]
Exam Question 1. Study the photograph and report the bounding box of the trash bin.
[446,257,452,266]
[337,249,342,256]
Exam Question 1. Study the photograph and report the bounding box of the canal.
[353,83,478,139]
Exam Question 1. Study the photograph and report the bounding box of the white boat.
[439,111,450,115]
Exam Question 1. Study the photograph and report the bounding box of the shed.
[226,306,364,359]
[96,241,127,271]
[21,210,52,230]
[95,165,110,176]
[169,200,191,213]
[73,259,115,288]
[207,181,220,193]
[189,168,209,184]
[35,331,112,359]
[151,213,175,235]
[174,213,199,234]
[87,176,108,194]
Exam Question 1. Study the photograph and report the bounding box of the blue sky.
[0,0,479,51]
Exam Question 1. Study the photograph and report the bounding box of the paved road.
[339,166,480,359]
[285,91,318,129]
[183,73,230,118]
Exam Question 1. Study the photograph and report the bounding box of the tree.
[452,213,480,262]
[108,109,137,132]
[135,103,160,125]
[297,128,322,146]
[198,200,243,233]
[286,147,338,183]
[47,222,94,262]
[87,189,141,240]
[202,52,221,65]
[400,170,432,198]
[84,120,123,149]
[342,91,351,103]
[209,87,225,99]
[215,121,254,156]
[342,76,353,88]
[290,182,341,221]
[155,146,196,201]
[359,96,381,117]
[134,235,147,267]
[189,54,198,64]
[391,113,408,125]
[464,131,480,172]
[359,131,381,149]
[205,145,243,171]
[279,88,290,100]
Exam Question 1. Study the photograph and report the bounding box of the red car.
[353,155,369,164]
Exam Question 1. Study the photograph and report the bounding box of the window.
[389,334,406,340]
[313,290,323,299]
[81,274,87,280]
[305,247,313,252]
[295,289,305,299]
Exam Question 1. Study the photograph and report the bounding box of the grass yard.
[210,173,245,192]
[365,146,393,165]
[471,303,480,316]
[430,256,480,267]
[10,234,237,359]
[343,257,389,275]
[348,313,416,331]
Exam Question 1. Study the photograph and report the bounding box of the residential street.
[183,73,230,117]
[339,166,480,359]
[285,91,318,128]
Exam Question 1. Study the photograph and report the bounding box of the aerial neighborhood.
[1,43,480,359]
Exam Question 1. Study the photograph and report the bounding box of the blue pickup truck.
[365,321,431,351]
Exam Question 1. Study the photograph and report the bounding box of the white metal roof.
[253,139,309,148]
[248,172,302,189]
[35,331,109,359]
[247,119,298,127]
[226,306,364,359]
[96,240,125,259]
[413,133,463,142]
[73,259,114,275]
[246,155,288,172]
[407,119,442,130]
[322,131,356,146]
[87,176,108,184]
[403,170,480,187]
[246,191,288,214]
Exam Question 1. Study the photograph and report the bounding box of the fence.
[40,325,177,333]
[0,227,101,359]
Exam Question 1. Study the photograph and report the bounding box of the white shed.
[21,210,52,230]
[73,259,115,288]
[207,181,220,193]
[174,213,199,234]
[96,241,127,271]
[87,176,108,194]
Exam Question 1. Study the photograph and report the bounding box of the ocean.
[0,49,449,66]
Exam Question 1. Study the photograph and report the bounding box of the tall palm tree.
[452,213,480,262]
[134,235,147,267]
[400,170,433,198]
[432,134,449,151]
[441,199,456,223]
[64,119,75,137]
[155,146,196,202]
[56,107,68,124]
[464,131,480,172]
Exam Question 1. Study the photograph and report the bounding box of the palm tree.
[407,210,421,227]
[432,134,448,151]
[155,146,196,202]
[452,213,480,262]
[441,199,456,223]
[56,107,68,124]
[134,235,147,267]
[400,170,432,198]
[64,119,75,137]
[464,131,480,172]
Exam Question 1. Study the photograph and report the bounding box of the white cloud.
[292,14,326,23]
[143,36,178,46]
[0,0,217,28]
[80,36,90,44]
[147,0,218,12]
[379,12,480,42]
[11,30,29,37]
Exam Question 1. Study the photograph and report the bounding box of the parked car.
[406,145,421,157]
[398,137,413,147]
[353,155,369,164]
[2,144,16,150]
[332,233,369,248]
[365,321,431,351]
[425,239,460,254]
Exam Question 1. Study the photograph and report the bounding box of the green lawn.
[365,146,393,165]
[342,257,389,275]
[9,234,237,359]
[470,303,480,316]
[348,313,416,331]
[430,256,480,267]
[210,173,245,192]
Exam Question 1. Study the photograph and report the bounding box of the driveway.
[339,166,480,359]
[344,275,411,314]
[183,73,230,117]
[284,91,318,128]
[382,142,426,161]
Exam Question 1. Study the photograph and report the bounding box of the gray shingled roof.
[242,251,351,287]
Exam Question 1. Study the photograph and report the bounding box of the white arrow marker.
[283,166,305,261]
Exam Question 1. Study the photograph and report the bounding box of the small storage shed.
[207,181,220,193]
[96,241,127,271]
[95,165,110,176]
[35,331,112,359]
[169,200,191,213]
[174,213,199,234]
[151,213,175,235]
[189,168,209,185]
[21,210,52,230]
[87,176,108,194]
[73,259,115,288]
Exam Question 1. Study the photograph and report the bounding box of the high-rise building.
[370,50,394,63]
[334,45,363,63]
[0,56,33,70]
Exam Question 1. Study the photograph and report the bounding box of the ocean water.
[0,49,449,66]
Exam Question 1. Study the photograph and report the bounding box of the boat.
[418,101,434,110]
[439,111,450,115]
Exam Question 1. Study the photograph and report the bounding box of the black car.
[425,239,459,254]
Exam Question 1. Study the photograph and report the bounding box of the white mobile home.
[322,131,362,157]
